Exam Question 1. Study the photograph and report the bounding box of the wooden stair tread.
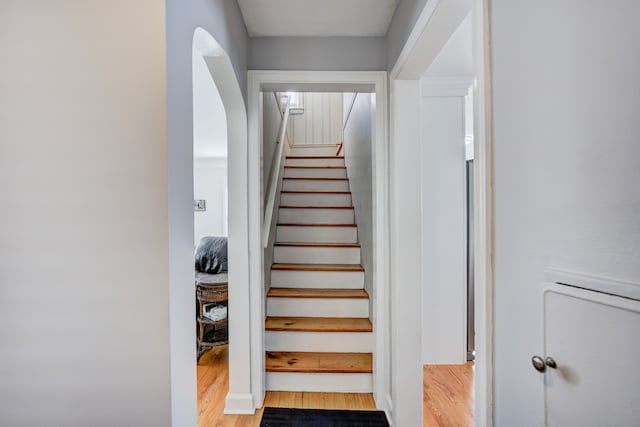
[276,223,356,227]
[286,156,345,159]
[274,242,360,248]
[281,191,351,194]
[267,288,369,299]
[284,165,346,169]
[290,144,337,147]
[283,177,348,181]
[271,263,364,272]
[265,351,372,373]
[279,205,354,210]
[265,317,373,332]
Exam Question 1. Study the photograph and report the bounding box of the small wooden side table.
[196,272,228,361]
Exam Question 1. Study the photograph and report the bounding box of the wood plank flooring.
[197,345,473,427]
[267,288,369,299]
[264,316,373,332]
[265,351,373,373]
[197,345,375,427]
[271,263,365,272]
[423,363,474,427]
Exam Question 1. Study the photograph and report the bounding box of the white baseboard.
[223,392,255,415]
[385,394,394,426]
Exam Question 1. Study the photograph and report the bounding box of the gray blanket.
[194,236,228,274]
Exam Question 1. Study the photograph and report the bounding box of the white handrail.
[343,93,358,131]
[262,95,291,247]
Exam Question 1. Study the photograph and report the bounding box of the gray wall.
[249,37,386,71]
[491,0,640,425]
[343,94,374,319]
[166,0,248,424]
[385,0,429,70]
[0,1,170,425]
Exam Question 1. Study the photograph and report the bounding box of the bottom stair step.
[266,372,373,393]
[265,351,372,373]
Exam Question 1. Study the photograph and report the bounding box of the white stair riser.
[276,226,357,243]
[289,145,338,156]
[284,168,347,179]
[274,246,361,264]
[280,192,352,206]
[266,331,373,352]
[282,179,349,192]
[278,208,354,224]
[271,270,364,289]
[286,157,345,167]
[266,372,372,393]
[267,298,369,317]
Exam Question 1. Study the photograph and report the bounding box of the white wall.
[262,92,286,292]
[419,11,472,366]
[289,93,343,145]
[343,93,374,318]
[192,50,228,246]
[0,1,169,426]
[420,95,467,364]
[389,80,424,427]
[262,93,282,197]
[194,158,227,244]
[249,37,386,71]
[192,53,227,159]
[166,0,250,422]
[491,1,640,425]
[422,12,472,80]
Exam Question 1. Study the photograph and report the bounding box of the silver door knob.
[545,356,557,369]
[532,355,546,372]
[532,355,558,373]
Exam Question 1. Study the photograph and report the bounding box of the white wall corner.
[223,393,255,415]
[421,78,472,97]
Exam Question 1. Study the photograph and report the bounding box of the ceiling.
[237,0,399,37]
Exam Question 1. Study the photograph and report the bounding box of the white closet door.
[543,284,640,426]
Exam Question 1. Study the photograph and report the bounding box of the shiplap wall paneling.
[288,93,343,145]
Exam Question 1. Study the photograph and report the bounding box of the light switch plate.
[194,199,206,212]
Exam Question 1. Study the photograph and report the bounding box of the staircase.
[265,144,373,393]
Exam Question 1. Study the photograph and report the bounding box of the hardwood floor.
[423,363,474,427]
[197,345,375,427]
[197,345,473,426]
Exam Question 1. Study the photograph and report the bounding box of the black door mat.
[260,407,390,427]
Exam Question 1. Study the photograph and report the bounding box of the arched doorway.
[191,26,252,414]
[168,27,253,425]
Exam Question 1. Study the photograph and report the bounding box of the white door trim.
[389,0,494,425]
[247,70,390,414]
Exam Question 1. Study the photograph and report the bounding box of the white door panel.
[543,283,640,427]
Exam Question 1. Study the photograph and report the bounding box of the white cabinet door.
[543,284,640,427]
